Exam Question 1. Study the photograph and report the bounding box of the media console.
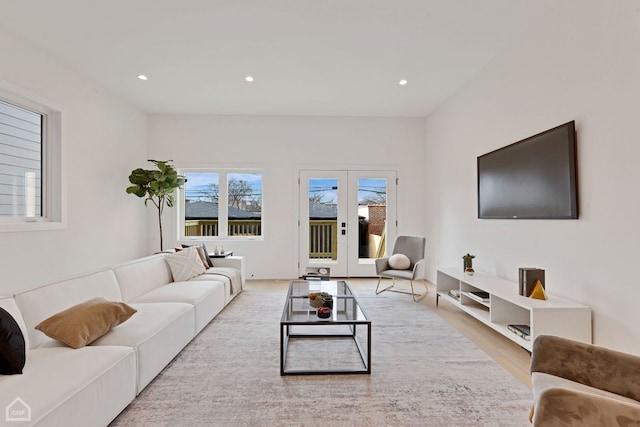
[436,267,591,351]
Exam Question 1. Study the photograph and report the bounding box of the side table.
[209,251,233,258]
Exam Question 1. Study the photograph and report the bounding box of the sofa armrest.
[375,257,390,275]
[532,387,640,426]
[210,256,245,286]
[531,335,640,402]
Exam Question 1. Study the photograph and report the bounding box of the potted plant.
[462,253,475,274]
[126,160,185,251]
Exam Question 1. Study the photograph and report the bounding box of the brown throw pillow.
[35,298,137,349]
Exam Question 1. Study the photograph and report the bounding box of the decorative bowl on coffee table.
[308,291,331,309]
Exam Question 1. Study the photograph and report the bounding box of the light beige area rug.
[111,284,532,426]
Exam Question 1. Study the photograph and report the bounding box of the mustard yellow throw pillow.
[35,298,137,349]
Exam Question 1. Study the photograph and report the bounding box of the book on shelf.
[466,291,490,303]
[518,267,545,297]
[507,324,531,340]
[448,289,461,300]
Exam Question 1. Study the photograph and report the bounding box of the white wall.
[149,115,426,279]
[425,0,640,354]
[0,27,149,295]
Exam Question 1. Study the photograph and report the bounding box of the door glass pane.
[308,178,338,260]
[184,172,219,236]
[228,172,262,236]
[357,178,387,259]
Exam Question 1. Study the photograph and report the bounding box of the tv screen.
[477,121,578,219]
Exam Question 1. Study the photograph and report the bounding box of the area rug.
[111,284,532,426]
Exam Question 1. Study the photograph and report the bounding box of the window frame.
[178,168,264,242]
[0,79,64,233]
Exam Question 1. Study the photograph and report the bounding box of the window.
[0,81,62,232]
[181,170,262,240]
[0,100,41,218]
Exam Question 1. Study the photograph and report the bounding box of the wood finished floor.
[245,278,532,389]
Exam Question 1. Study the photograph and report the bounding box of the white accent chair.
[375,235,427,301]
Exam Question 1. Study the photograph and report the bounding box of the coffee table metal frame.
[280,280,371,375]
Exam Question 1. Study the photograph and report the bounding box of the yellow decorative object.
[529,280,547,300]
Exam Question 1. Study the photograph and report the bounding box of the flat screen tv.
[477,121,578,219]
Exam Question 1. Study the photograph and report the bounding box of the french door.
[299,170,396,277]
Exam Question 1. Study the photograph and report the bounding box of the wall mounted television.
[477,121,578,219]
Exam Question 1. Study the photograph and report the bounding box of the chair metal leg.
[376,277,428,302]
[375,277,396,295]
[409,279,428,302]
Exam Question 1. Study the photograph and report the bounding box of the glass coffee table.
[280,280,371,375]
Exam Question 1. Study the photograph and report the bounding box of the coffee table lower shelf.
[280,321,371,375]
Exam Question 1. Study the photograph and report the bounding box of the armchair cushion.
[530,335,640,426]
[532,387,640,426]
[531,335,640,402]
[533,372,640,410]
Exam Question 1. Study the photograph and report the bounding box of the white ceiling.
[0,0,560,117]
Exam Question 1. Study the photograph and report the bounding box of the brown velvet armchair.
[530,335,640,426]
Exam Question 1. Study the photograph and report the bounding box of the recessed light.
[245,76,254,82]
[399,79,408,86]
[138,75,148,81]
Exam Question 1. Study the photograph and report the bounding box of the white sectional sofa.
[0,251,243,427]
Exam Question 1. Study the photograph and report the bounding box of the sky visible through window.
[184,172,262,201]
[309,178,387,205]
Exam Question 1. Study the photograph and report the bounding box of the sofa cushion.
[35,298,137,349]
[0,307,25,374]
[165,247,206,281]
[15,270,123,349]
[191,267,242,305]
[0,345,136,427]
[91,302,195,393]
[132,280,226,333]
[112,254,173,303]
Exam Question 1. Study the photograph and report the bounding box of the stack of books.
[507,324,531,340]
[448,289,461,300]
[466,291,490,303]
[519,268,545,296]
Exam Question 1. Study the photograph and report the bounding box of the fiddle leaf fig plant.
[126,160,185,251]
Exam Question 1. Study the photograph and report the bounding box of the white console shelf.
[436,267,591,352]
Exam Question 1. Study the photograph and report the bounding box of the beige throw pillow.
[165,246,206,281]
[35,298,137,349]
[180,244,210,269]
[388,253,411,270]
